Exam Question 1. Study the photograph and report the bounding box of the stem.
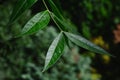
[42,0,49,11]
[42,0,63,31]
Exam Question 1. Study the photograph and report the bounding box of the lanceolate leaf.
[20,10,50,36]
[52,13,77,33]
[47,0,77,33]
[48,0,64,20]
[51,13,68,31]
[64,32,112,56]
[43,32,65,72]
[9,0,38,23]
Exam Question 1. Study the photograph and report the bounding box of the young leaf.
[9,0,38,23]
[19,10,50,36]
[64,32,112,56]
[43,32,65,72]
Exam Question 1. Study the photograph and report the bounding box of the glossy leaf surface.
[43,32,65,71]
[20,10,50,36]
[64,32,112,56]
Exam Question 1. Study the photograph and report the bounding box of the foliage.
[9,0,112,71]
[1,0,120,80]
[0,1,99,80]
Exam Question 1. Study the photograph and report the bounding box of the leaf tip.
[42,66,48,72]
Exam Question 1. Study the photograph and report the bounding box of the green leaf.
[48,0,64,20]
[51,13,68,31]
[48,0,77,32]
[9,0,38,23]
[52,13,76,32]
[43,32,65,72]
[19,10,50,36]
[63,33,71,49]
[64,32,112,56]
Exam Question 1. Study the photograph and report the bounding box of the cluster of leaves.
[0,3,96,80]
[9,0,112,71]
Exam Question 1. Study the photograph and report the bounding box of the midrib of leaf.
[44,32,62,69]
[65,32,113,56]
[22,10,48,34]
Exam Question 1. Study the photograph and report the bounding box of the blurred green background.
[0,0,120,80]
